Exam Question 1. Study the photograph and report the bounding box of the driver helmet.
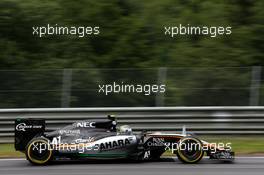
[119,125,132,135]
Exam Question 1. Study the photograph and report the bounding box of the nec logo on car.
[16,123,42,131]
[73,122,95,128]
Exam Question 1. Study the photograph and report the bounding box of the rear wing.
[15,118,45,151]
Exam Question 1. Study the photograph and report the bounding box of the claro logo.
[15,123,42,131]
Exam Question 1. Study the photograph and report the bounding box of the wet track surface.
[0,157,264,175]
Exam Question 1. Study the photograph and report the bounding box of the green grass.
[1,136,264,158]
[0,144,24,158]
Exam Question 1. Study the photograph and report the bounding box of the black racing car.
[15,115,234,165]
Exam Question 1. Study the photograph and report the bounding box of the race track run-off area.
[0,157,263,175]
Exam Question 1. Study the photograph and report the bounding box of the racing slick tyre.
[26,137,53,165]
[176,137,204,164]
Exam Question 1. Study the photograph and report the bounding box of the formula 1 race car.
[14,116,234,165]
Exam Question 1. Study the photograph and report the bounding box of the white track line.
[0,158,25,161]
[169,156,264,159]
[236,157,264,159]
[0,157,264,161]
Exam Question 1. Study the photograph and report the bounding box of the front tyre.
[26,137,53,165]
[176,137,204,164]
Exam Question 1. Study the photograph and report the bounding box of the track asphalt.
[0,157,263,175]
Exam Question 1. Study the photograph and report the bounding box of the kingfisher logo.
[98,138,131,150]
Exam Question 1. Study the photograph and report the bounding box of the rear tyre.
[26,137,53,165]
[176,137,204,164]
